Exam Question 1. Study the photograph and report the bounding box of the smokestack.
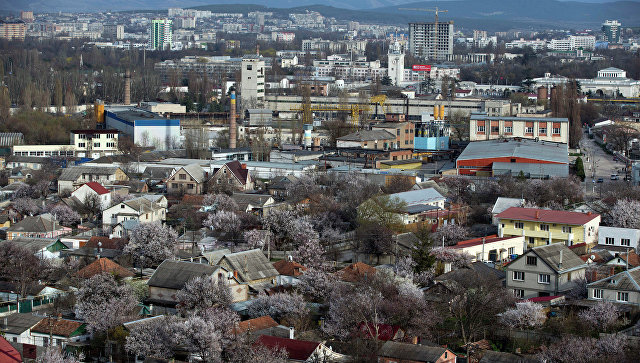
[229,90,237,149]
[124,69,131,105]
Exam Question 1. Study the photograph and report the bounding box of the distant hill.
[3,0,638,30]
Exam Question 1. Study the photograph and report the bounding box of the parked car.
[597,178,604,183]
[610,174,619,180]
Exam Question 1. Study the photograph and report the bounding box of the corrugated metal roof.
[492,162,569,177]
[388,187,445,206]
[457,139,568,164]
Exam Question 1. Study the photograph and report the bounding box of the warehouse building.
[105,107,180,151]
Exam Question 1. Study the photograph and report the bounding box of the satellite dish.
[589,254,596,263]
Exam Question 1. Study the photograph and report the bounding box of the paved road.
[578,132,628,196]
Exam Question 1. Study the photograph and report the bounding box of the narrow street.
[578,131,628,197]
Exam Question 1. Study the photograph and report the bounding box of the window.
[621,238,631,246]
[525,127,534,133]
[539,127,547,135]
[515,222,524,229]
[477,125,485,132]
[120,204,125,209]
[508,247,515,255]
[553,127,561,134]
[172,183,178,188]
[513,289,525,298]
[179,174,186,180]
[562,226,572,233]
[605,237,615,245]
[527,256,538,266]
[78,143,86,148]
[246,65,252,70]
[540,224,550,231]
[491,126,499,133]
[538,274,550,284]
[504,126,513,133]
[187,184,194,190]
[529,237,535,245]
[513,271,525,281]
[106,133,115,138]
[79,134,87,139]
[396,129,400,136]
[106,142,115,148]
[93,143,100,147]
[617,292,629,302]
[593,289,603,299]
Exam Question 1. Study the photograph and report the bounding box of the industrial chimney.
[124,69,131,105]
[229,90,237,149]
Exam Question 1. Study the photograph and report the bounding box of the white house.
[0,314,44,345]
[448,235,525,263]
[102,196,166,229]
[71,182,112,210]
[598,226,640,250]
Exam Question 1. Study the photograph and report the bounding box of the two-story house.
[70,129,119,159]
[469,113,569,144]
[71,182,112,210]
[496,207,600,247]
[448,235,525,263]
[209,161,254,192]
[371,122,415,149]
[102,196,166,229]
[587,267,640,306]
[506,243,587,299]
[166,164,208,195]
[598,226,640,250]
[6,216,73,241]
[58,166,129,193]
[336,130,396,150]
[215,249,280,292]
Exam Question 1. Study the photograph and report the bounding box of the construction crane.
[290,104,371,128]
[370,95,388,119]
[400,6,448,61]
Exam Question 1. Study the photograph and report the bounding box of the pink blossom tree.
[36,346,81,363]
[124,222,178,269]
[47,204,80,226]
[604,198,640,229]
[74,273,138,334]
[247,292,309,329]
[537,334,627,362]
[174,313,223,362]
[243,229,272,249]
[205,211,242,239]
[431,224,470,246]
[394,256,434,287]
[176,276,232,316]
[125,315,180,360]
[296,267,336,302]
[578,301,620,332]
[203,193,238,212]
[500,301,547,329]
[12,197,40,216]
[295,236,325,269]
[430,247,473,268]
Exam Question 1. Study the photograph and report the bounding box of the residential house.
[71,182,112,210]
[7,168,35,184]
[76,258,134,279]
[496,207,600,247]
[0,281,65,303]
[4,155,49,170]
[6,214,72,241]
[469,113,569,144]
[335,262,376,283]
[604,252,640,269]
[360,188,449,227]
[65,236,127,261]
[377,341,457,363]
[267,175,298,200]
[233,316,279,335]
[254,335,347,362]
[231,193,276,216]
[479,351,536,363]
[147,260,248,305]
[587,266,640,305]
[448,235,525,263]
[57,166,129,193]
[491,197,524,225]
[216,249,280,292]
[598,226,640,250]
[29,318,89,348]
[0,313,44,344]
[506,243,588,299]
[102,196,166,229]
[1,237,68,259]
[166,164,208,195]
[273,258,307,286]
[209,161,254,192]
[371,122,416,149]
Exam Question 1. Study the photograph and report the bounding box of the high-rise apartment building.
[20,11,34,23]
[602,20,621,43]
[409,21,454,61]
[0,20,26,41]
[148,19,173,50]
[240,55,265,109]
[103,24,124,40]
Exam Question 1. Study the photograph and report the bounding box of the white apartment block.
[241,56,266,109]
[548,35,596,51]
[70,129,119,158]
[505,38,547,51]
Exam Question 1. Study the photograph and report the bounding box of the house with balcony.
[506,243,587,299]
[496,207,600,247]
[587,267,640,306]
[102,196,166,229]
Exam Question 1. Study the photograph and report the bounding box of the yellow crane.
[400,6,448,61]
[370,95,388,118]
[290,103,371,127]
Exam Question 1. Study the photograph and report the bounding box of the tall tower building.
[240,55,265,109]
[387,41,405,86]
[148,19,173,50]
[409,21,454,62]
[602,20,621,44]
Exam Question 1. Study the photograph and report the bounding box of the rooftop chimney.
[229,90,237,149]
[124,69,131,105]
[559,250,563,269]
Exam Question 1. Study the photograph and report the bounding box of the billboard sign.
[412,65,431,72]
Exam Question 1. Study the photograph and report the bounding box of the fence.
[0,294,62,315]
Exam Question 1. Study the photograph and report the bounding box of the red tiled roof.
[335,262,376,283]
[0,335,21,363]
[496,207,599,225]
[254,335,319,361]
[449,235,517,249]
[234,316,279,334]
[569,243,587,250]
[84,182,110,195]
[358,322,401,341]
[273,259,307,277]
[31,318,84,337]
[526,295,562,303]
[76,258,134,279]
[181,195,205,206]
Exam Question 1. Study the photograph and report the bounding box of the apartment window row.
[592,290,629,302]
[475,122,562,135]
[605,237,631,246]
